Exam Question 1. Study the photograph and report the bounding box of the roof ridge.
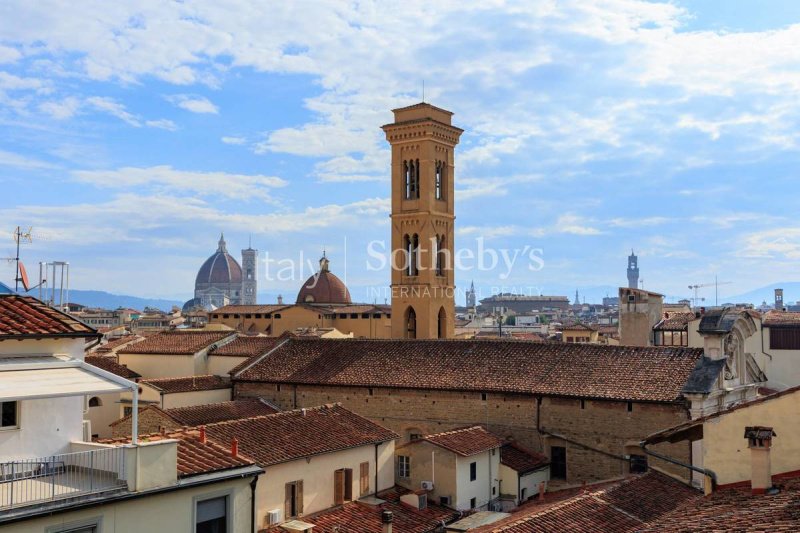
[200,402,343,428]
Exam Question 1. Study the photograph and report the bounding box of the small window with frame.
[1,401,19,429]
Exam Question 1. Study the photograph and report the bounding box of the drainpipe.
[250,475,259,533]
[375,443,380,495]
[639,440,716,494]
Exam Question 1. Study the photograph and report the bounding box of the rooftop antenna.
[11,226,33,292]
[422,80,425,103]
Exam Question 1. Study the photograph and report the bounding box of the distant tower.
[383,102,463,339]
[627,250,639,289]
[775,288,784,311]
[241,239,258,306]
[466,281,476,308]
[574,290,580,306]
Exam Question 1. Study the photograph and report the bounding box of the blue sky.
[2,0,800,305]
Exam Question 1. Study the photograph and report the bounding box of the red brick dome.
[296,254,351,305]
[196,234,242,286]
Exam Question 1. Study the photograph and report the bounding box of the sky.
[2,0,800,305]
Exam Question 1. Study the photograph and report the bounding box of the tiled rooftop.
[500,443,549,473]
[653,312,696,331]
[0,295,97,338]
[85,354,141,379]
[233,338,704,403]
[210,335,280,357]
[141,374,230,394]
[407,426,502,457]
[93,334,144,353]
[203,403,397,467]
[299,486,460,533]
[99,428,254,478]
[117,330,234,355]
[213,304,291,314]
[762,310,800,327]
[164,398,278,426]
[481,471,701,533]
[639,474,800,532]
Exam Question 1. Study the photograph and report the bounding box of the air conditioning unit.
[265,510,281,526]
[421,480,434,490]
[82,420,92,442]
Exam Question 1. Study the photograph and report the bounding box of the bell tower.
[383,103,463,339]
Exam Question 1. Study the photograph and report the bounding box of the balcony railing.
[0,447,127,511]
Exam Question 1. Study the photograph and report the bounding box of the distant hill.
[721,282,800,306]
[37,289,183,312]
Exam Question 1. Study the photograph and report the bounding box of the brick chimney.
[381,510,393,533]
[745,426,776,495]
[231,437,239,458]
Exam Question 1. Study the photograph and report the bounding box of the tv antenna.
[8,226,33,292]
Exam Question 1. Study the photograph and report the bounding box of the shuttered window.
[770,327,800,349]
[360,462,369,496]
[334,468,354,505]
[285,480,303,518]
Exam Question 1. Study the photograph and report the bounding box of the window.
[520,488,527,502]
[334,468,353,505]
[438,307,446,339]
[580,399,585,409]
[470,497,477,509]
[285,480,303,519]
[1,401,18,429]
[629,454,648,474]
[123,406,133,417]
[397,455,411,478]
[440,496,451,506]
[480,392,487,401]
[409,433,422,441]
[770,327,800,349]
[627,402,633,413]
[196,495,228,533]
[550,446,567,480]
[274,314,281,319]
[405,307,417,339]
[88,397,101,408]
[48,519,101,533]
[350,314,358,319]
[360,461,370,496]
[469,461,477,481]
[435,161,444,200]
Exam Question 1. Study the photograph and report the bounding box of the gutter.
[639,439,716,493]
[250,475,259,533]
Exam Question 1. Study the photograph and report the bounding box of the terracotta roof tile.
[163,398,278,426]
[763,310,800,327]
[203,403,397,467]
[142,374,230,394]
[99,428,254,478]
[93,335,144,354]
[406,426,502,456]
[118,330,234,355]
[653,312,696,331]
[210,335,280,357]
[233,338,704,403]
[85,354,141,379]
[0,295,97,338]
[213,304,291,314]
[300,486,459,533]
[500,443,549,473]
[639,473,800,532]
[481,472,700,533]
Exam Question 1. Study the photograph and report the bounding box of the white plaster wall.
[1,476,255,533]
[117,353,198,379]
[759,326,800,389]
[85,392,122,439]
[162,388,232,409]
[208,355,247,377]
[254,442,391,527]
[0,337,87,360]
[0,396,84,459]
[455,450,500,510]
[518,468,548,502]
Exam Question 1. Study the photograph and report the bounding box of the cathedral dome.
[296,254,352,305]
[196,234,243,286]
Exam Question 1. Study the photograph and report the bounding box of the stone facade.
[233,381,691,486]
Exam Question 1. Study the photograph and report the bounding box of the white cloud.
[739,228,800,260]
[166,94,219,114]
[0,45,21,64]
[39,97,81,119]
[85,96,141,126]
[555,214,602,236]
[221,136,246,145]
[71,165,287,201]
[145,118,178,131]
[0,149,57,169]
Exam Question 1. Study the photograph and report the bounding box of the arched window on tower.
[403,234,412,276]
[408,160,417,199]
[435,161,443,200]
[436,235,446,276]
[404,160,411,199]
[405,307,417,339]
[409,234,419,276]
[437,307,446,339]
[414,159,420,199]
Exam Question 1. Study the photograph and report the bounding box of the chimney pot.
[382,510,393,533]
[231,437,239,458]
[538,481,546,501]
[199,426,206,444]
[745,426,776,495]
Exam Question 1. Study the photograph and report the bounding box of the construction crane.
[688,277,732,307]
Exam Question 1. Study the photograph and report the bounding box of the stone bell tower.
[382,103,463,339]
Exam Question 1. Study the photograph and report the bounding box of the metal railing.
[0,447,127,510]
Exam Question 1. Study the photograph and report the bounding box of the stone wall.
[234,381,692,485]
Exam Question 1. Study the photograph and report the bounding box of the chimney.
[381,510,393,533]
[301,408,307,417]
[745,426,776,495]
[199,426,206,443]
[231,437,239,458]
[538,481,546,501]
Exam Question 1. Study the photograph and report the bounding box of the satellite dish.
[18,260,30,292]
